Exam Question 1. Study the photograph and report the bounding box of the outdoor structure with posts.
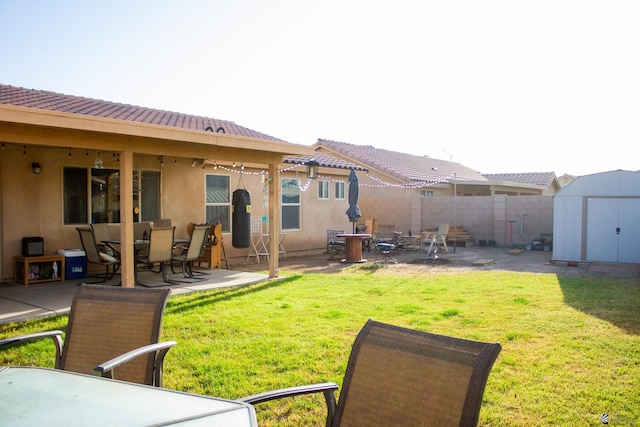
[0,84,313,284]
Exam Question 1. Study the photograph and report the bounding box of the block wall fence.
[358,195,554,248]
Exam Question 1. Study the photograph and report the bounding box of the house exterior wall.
[0,147,355,280]
[0,141,563,281]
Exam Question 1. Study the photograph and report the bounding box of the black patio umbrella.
[345,168,361,233]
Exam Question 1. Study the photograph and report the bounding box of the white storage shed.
[552,170,640,264]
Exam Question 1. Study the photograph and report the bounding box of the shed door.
[586,198,640,263]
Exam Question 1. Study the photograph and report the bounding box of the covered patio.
[0,85,313,286]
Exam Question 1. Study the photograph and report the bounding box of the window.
[282,178,300,230]
[138,171,160,222]
[63,167,160,225]
[64,168,88,224]
[318,180,329,199]
[205,174,231,233]
[335,181,345,200]
[420,190,434,197]
[90,168,121,223]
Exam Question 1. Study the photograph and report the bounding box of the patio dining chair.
[326,229,345,260]
[172,224,210,280]
[374,231,403,264]
[241,319,501,427]
[136,227,176,285]
[136,227,176,286]
[0,284,176,387]
[91,222,120,260]
[77,227,121,283]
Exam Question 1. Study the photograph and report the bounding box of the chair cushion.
[99,252,118,263]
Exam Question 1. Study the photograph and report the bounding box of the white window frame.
[281,178,301,230]
[318,180,330,200]
[334,181,345,200]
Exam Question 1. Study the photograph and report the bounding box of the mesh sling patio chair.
[77,227,121,283]
[0,284,176,387]
[172,224,210,280]
[136,227,176,284]
[241,319,501,427]
[90,222,121,260]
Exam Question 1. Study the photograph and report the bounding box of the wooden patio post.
[268,162,280,278]
[119,149,135,287]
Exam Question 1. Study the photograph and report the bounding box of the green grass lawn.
[1,268,639,426]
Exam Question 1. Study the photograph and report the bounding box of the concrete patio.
[0,267,269,325]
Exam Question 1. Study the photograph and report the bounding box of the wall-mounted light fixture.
[31,162,42,174]
[305,159,319,179]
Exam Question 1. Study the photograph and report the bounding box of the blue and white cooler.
[57,249,87,280]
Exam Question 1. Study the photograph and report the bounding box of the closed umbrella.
[345,169,361,233]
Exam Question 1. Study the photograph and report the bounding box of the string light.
[3,143,454,192]
[210,161,452,192]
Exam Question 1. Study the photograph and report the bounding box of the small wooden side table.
[337,234,371,263]
[14,255,65,285]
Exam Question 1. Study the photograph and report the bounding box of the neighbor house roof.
[483,172,559,187]
[0,84,285,142]
[283,152,367,172]
[315,139,487,183]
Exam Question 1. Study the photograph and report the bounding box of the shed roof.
[556,170,640,197]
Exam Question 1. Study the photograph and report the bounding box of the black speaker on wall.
[22,237,44,257]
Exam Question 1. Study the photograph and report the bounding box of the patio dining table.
[0,366,257,426]
[103,238,190,284]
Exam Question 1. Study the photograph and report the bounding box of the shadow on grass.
[558,275,640,335]
[165,275,302,316]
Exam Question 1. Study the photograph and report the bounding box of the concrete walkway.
[0,268,269,325]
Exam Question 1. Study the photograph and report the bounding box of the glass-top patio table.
[0,366,257,426]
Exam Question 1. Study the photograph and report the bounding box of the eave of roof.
[0,84,313,157]
[483,172,558,187]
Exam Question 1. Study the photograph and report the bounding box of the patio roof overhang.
[0,104,312,161]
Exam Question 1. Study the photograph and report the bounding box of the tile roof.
[315,139,488,183]
[283,152,367,171]
[0,84,286,142]
[483,172,558,187]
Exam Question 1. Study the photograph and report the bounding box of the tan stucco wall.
[359,194,554,248]
[0,147,358,280]
[0,142,555,281]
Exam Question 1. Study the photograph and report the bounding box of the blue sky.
[2,0,639,176]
